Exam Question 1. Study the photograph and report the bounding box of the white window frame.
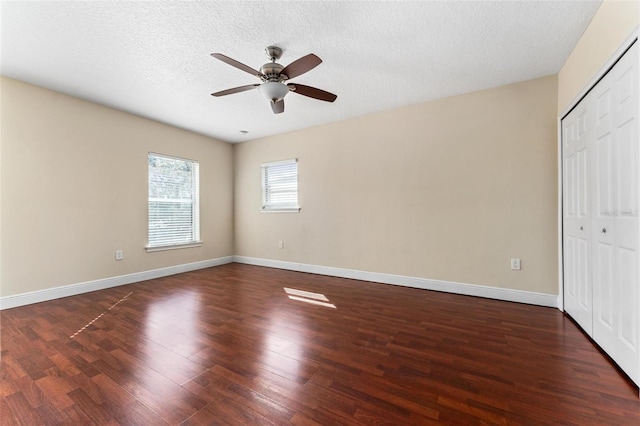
[261,158,300,213]
[146,153,202,252]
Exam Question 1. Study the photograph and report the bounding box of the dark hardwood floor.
[1,263,639,425]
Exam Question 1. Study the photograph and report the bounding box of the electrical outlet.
[115,250,124,261]
[278,241,284,249]
[510,258,521,270]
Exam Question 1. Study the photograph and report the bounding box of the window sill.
[145,241,203,253]
[260,208,301,213]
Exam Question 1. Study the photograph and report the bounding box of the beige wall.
[0,77,234,298]
[558,0,639,112]
[234,76,559,294]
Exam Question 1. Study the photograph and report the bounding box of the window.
[261,158,299,212]
[147,153,200,251]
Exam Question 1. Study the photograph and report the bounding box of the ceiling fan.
[211,46,337,114]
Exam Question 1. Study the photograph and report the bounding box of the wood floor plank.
[1,263,639,424]
[3,391,45,425]
[89,373,170,425]
[8,375,44,409]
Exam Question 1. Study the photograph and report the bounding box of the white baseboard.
[0,256,234,310]
[1,255,558,310]
[233,256,558,308]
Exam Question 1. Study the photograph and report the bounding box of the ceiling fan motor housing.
[260,62,287,82]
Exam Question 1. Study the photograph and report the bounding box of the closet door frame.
[558,28,639,312]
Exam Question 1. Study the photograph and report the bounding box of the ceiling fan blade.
[289,84,337,102]
[281,54,322,79]
[211,53,265,79]
[211,84,259,97]
[271,99,285,114]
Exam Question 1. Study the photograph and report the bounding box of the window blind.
[261,159,299,211]
[148,153,200,248]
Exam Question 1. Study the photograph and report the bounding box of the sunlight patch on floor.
[284,288,336,309]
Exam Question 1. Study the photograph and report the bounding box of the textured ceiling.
[1,1,602,143]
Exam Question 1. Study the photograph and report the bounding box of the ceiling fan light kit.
[211,45,337,114]
[258,81,289,102]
